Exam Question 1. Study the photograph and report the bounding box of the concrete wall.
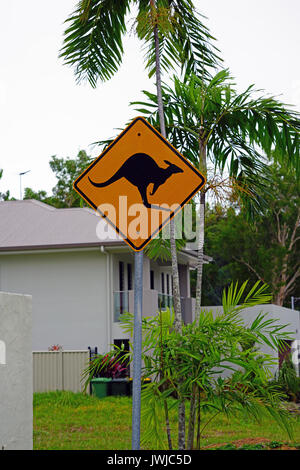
[0,250,108,351]
[129,289,159,317]
[202,304,300,376]
[0,291,32,450]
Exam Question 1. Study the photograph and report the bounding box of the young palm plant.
[117,281,293,449]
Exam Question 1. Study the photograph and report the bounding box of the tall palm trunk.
[195,132,207,319]
[151,0,185,450]
[187,132,207,449]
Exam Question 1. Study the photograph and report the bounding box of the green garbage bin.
[109,378,129,396]
[91,378,112,399]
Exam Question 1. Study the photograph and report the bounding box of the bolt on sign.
[73,117,206,251]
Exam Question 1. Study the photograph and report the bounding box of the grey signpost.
[131,250,143,450]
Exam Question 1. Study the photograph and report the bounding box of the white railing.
[158,293,173,310]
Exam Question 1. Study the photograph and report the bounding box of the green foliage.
[24,150,93,208]
[145,234,186,261]
[200,161,300,306]
[33,390,98,408]
[268,440,283,449]
[0,168,14,201]
[132,70,300,215]
[118,282,294,449]
[239,443,264,450]
[215,443,237,450]
[145,197,200,261]
[272,355,300,402]
[23,188,60,207]
[60,0,130,86]
[59,0,220,87]
[82,350,129,391]
[49,150,92,207]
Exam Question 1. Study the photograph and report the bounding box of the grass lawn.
[33,391,300,450]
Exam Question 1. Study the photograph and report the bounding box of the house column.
[178,264,190,298]
[142,256,151,290]
[178,264,194,323]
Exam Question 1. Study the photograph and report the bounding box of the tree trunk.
[188,134,207,448]
[187,383,197,449]
[195,191,205,320]
[151,2,185,450]
[195,133,207,320]
[151,1,182,331]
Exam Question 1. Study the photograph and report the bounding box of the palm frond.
[60,0,130,86]
[136,0,221,79]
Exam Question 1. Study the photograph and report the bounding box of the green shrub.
[268,440,283,449]
[239,443,265,450]
[215,443,237,450]
[271,354,300,402]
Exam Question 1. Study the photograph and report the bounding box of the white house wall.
[0,250,109,352]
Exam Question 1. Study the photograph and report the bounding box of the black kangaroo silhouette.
[88,153,183,209]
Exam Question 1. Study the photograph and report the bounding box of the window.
[166,274,170,295]
[150,270,155,290]
[119,261,124,291]
[161,273,165,294]
[119,261,125,315]
[127,263,132,290]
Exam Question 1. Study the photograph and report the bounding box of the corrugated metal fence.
[33,350,90,393]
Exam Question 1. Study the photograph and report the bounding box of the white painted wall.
[0,249,109,352]
[0,248,196,356]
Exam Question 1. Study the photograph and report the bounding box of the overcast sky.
[1,0,299,199]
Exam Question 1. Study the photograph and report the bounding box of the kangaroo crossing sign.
[73,117,205,251]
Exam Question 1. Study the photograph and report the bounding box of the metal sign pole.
[132,249,143,450]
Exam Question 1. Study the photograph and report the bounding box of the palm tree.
[60,0,220,450]
[60,0,219,326]
[134,69,300,310]
[132,69,300,447]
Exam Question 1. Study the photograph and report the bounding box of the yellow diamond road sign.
[73,117,206,251]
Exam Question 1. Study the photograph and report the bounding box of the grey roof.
[0,200,211,264]
[0,199,122,251]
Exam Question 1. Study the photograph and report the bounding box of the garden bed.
[202,437,300,450]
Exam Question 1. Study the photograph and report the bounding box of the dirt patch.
[202,437,299,450]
